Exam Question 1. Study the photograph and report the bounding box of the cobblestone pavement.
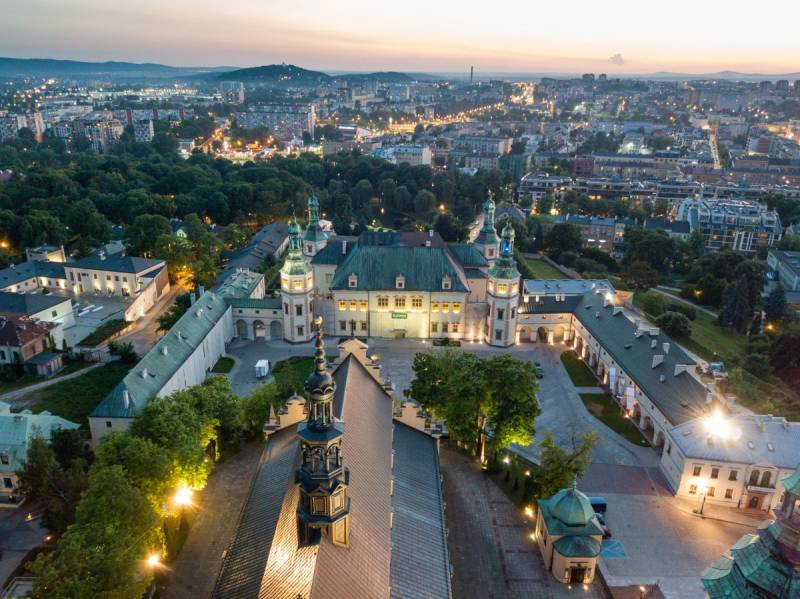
[440,444,603,599]
[160,441,264,599]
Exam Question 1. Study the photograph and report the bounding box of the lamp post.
[696,482,708,515]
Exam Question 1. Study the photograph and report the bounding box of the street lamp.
[696,482,708,515]
[147,553,161,568]
[174,486,193,507]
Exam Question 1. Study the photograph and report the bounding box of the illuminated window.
[293,280,303,290]
[487,282,494,293]
[452,323,459,333]
[692,465,702,476]
[511,283,518,294]
[338,300,346,311]
[452,303,461,314]
[360,300,368,311]
[395,297,406,309]
[442,303,450,313]
[431,302,440,312]
[688,485,697,495]
[431,322,438,333]
[281,277,289,289]
[707,487,715,497]
[349,301,357,311]
[360,321,367,331]
[411,297,423,309]
[497,283,508,294]
[377,296,389,309]
[725,488,733,499]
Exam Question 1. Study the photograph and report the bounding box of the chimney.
[140,368,148,379]
[429,229,434,238]
[160,346,168,356]
[122,389,130,409]
[99,250,106,261]
[190,292,197,305]
[659,374,665,382]
[650,339,657,349]
[342,240,347,255]
[662,342,670,354]
[652,354,664,368]
[197,285,205,296]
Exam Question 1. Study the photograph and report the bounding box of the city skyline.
[3,0,800,75]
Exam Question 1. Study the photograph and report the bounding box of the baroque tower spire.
[295,316,351,547]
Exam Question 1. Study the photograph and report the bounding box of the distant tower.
[296,317,351,548]
[470,66,474,83]
[280,215,314,343]
[486,220,520,347]
[302,194,328,258]
[473,192,500,265]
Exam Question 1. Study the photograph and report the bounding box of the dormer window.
[348,274,358,288]
[395,275,405,289]
[487,247,495,257]
[442,276,451,290]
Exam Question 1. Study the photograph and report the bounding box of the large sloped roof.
[0,292,70,316]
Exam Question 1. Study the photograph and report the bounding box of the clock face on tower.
[500,240,511,254]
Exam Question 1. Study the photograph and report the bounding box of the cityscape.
[1,3,800,599]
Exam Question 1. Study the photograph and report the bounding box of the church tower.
[473,192,500,265]
[302,194,328,258]
[280,215,314,343]
[296,317,351,548]
[486,220,520,347]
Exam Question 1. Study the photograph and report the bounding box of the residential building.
[453,136,512,155]
[534,482,604,585]
[392,144,432,166]
[642,218,692,241]
[237,104,316,139]
[220,81,245,105]
[0,404,79,498]
[0,293,74,330]
[676,198,782,252]
[767,249,800,291]
[0,115,27,142]
[464,154,501,170]
[132,119,154,143]
[518,172,572,209]
[661,414,800,513]
[552,214,621,251]
[702,464,800,598]
[0,314,63,374]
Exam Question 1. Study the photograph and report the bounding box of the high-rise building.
[220,81,245,105]
[237,104,316,139]
[133,119,154,143]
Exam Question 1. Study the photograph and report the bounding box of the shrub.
[655,311,692,339]
[668,302,697,320]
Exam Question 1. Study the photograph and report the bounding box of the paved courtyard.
[0,506,47,588]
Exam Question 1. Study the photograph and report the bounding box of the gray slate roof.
[0,292,70,316]
[218,221,289,283]
[447,243,488,268]
[72,253,163,274]
[0,260,66,287]
[310,237,357,266]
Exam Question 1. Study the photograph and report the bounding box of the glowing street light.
[174,486,193,507]
[147,553,161,567]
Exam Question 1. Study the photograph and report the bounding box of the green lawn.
[77,319,129,347]
[516,253,569,280]
[560,351,598,387]
[272,356,315,395]
[211,357,235,373]
[27,362,132,428]
[0,360,93,394]
[579,393,650,446]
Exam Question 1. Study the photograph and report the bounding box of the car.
[536,371,544,379]
[534,361,541,367]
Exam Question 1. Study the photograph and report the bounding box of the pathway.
[653,287,717,318]
[440,444,602,599]
[0,362,103,403]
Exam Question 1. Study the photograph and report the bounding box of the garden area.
[0,359,93,394]
[559,350,598,387]
[76,319,130,347]
[25,361,131,428]
[516,253,569,280]
[578,392,650,446]
[211,357,235,373]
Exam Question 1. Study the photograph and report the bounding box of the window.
[295,305,303,316]
[377,296,389,309]
[725,488,734,499]
[297,326,304,337]
[348,274,358,288]
[497,309,505,321]
[412,297,423,309]
[452,302,461,314]
[360,321,367,332]
[360,300,368,311]
[688,484,698,495]
[106,275,111,281]
[497,283,508,294]
[93,273,97,279]
[395,276,405,289]
[442,277,451,290]
[707,487,715,497]
[442,322,449,333]
[284,303,289,315]
[395,297,406,309]
[0,350,4,360]
[692,465,702,477]
[115,275,119,281]
[487,248,495,257]
[349,301,357,311]
[431,322,438,333]
[511,307,516,318]
[711,468,719,480]
[339,320,347,331]
[293,280,303,290]
[431,302,440,312]
[338,300,347,311]
[0,454,8,465]
[729,470,738,482]
[666,442,671,455]
[452,323,459,333]
[442,303,450,313]
[495,329,502,341]
[106,421,112,428]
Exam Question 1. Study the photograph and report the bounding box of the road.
[115,285,182,355]
[0,507,47,588]
[653,287,718,318]
[0,362,103,403]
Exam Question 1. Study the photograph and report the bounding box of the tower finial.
[313,316,326,374]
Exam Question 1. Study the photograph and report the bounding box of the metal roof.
[0,410,79,473]
[71,253,164,274]
[0,292,70,316]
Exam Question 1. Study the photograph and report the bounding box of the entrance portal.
[569,566,587,584]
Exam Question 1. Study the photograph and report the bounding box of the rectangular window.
[284,303,289,315]
[106,421,112,428]
[725,488,733,499]
[338,300,347,311]
[0,454,8,465]
[339,320,347,331]
[431,322,438,333]
[349,301,357,311]
[729,470,738,481]
[693,465,702,477]
[295,305,303,316]
[495,329,502,341]
[297,326,304,337]
[497,283,508,294]
[511,307,516,318]
[688,484,697,495]
[360,321,367,332]
[377,296,389,309]
[3,477,11,489]
[497,309,505,321]
[442,302,450,313]
[412,297,423,309]
[431,302,440,312]
[442,322,449,333]
[395,297,406,308]
[707,487,715,497]
[360,300,368,311]
[711,468,719,480]
[106,275,111,281]
[452,302,461,314]
[452,323,459,333]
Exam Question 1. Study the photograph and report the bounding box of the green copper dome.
[550,483,595,527]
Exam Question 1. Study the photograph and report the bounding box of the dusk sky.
[3,0,800,74]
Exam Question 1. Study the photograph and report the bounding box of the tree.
[625,261,658,291]
[531,432,597,499]
[413,189,437,221]
[532,222,546,251]
[545,223,582,259]
[125,214,172,256]
[28,466,162,599]
[157,293,191,332]
[764,286,787,323]
[718,281,753,333]
[405,351,540,463]
[656,311,692,339]
[433,212,466,242]
[537,193,554,216]
[742,353,772,379]
[108,340,139,364]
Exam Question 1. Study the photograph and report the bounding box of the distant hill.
[0,57,235,79]
[335,71,413,83]
[648,70,800,81]
[211,64,331,84]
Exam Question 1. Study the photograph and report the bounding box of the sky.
[2,0,800,75]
